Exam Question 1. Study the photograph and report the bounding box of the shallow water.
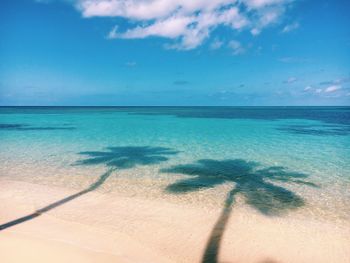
[1,107,350,225]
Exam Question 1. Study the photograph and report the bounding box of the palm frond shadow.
[76,146,179,169]
[0,146,178,231]
[161,159,317,263]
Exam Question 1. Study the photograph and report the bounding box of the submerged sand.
[0,178,349,263]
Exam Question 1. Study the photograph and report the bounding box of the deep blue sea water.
[1,107,349,223]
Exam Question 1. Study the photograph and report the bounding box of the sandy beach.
[1,178,349,263]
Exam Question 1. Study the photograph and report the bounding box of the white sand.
[0,178,349,263]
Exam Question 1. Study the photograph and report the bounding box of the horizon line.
[1,105,349,108]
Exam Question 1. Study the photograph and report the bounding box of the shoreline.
[1,178,349,263]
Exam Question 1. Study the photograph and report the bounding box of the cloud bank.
[65,0,295,50]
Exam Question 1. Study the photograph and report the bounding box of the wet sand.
[0,178,349,263]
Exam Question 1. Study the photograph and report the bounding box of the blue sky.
[0,0,349,106]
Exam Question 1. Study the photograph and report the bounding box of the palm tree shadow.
[0,146,178,231]
[161,159,317,263]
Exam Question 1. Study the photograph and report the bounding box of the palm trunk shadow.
[0,169,114,231]
[202,188,239,263]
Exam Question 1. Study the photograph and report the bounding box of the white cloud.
[107,25,118,39]
[324,85,342,93]
[333,77,350,84]
[59,0,295,50]
[258,8,283,27]
[303,85,345,96]
[250,28,261,35]
[125,61,137,67]
[281,21,299,33]
[284,77,297,84]
[210,39,224,50]
[278,57,310,63]
[120,15,194,39]
[35,0,53,3]
[228,40,245,55]
[244,0,287,9]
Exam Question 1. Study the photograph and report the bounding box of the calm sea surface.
[1,107,350,224]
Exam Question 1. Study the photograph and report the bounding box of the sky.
[0,0,349,106]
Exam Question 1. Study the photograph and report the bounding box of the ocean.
[1,106,350,226]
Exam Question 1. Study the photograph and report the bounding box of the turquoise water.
[1,107,350,224]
